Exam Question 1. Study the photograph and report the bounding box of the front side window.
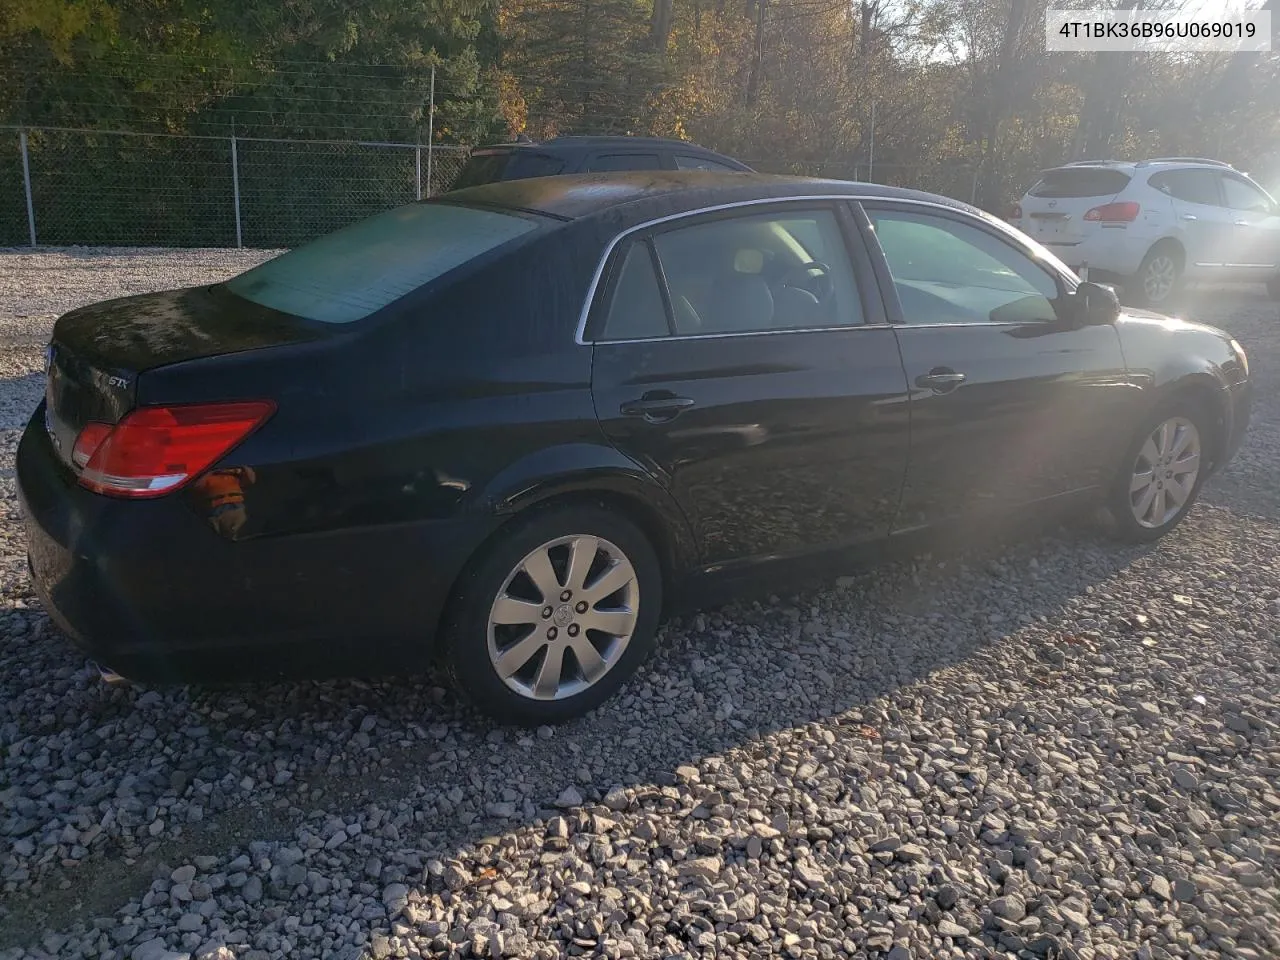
[225,203,539,324]
[868,209,1061,325]
[1220,175,1275,213]
[649,208,864,335]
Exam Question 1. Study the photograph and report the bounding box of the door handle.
[1180,214,1198,221]
[915,369,966,394]
[619,393,695,422]
[1234,220,1250,226]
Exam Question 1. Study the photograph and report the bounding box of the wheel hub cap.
[1144,256,1176,301]
[486,534,639,701]
[1129,416,1201,529]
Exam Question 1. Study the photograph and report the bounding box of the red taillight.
[1084,201,1140,223]
[1010,202,1023,220]
[74,401,275,498]
[72,422,113,469]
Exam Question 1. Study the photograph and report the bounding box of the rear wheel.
[1107,402,1211,543]
[1127,243,1184,310]
[442,504,662,726]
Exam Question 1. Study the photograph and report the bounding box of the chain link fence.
[0,126,470,248]
[0,125,985,249]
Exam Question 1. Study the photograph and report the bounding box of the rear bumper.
[1041,229,1150,278]
[17,406,483,684]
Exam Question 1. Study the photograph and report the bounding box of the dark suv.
[448,136,752,191]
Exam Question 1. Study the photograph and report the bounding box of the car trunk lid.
[1019,167,1133,245]
[43,284,324,471]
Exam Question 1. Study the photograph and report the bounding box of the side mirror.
[1072,280,1120,325]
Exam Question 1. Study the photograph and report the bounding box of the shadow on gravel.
[0,506,1162,947]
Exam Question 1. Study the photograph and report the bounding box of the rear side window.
[504,152,567,180]
[450,150,565,189]
[675,155,739,172]
[450,152,510,190]
[588,153,662,172]
[600,242,669,340]
[225,203,539,324]
[1028,168,1132,199]
[1149,170,1221,206]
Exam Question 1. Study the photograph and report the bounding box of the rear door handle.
[1181,214,1198,221]
[619,393,695,421]
[915,369,966,393]
[1234,220,1250,226]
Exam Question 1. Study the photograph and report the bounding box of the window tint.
[1029,168,1131,199]
[600,242,669,340]
[869,210,1061,325]
[505,152,566,180]
[450,152,511,190]
[1220,175,1274,213]
[1150,170,1221,206]
[675,155,739,172]
[588,153,662,172]
[225,203,538,324]
[450,151,566,189]
[650,208,863,335]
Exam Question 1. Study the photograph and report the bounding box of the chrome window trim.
[576,194,1080,345]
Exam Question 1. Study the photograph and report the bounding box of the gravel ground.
[0,247,1277,960]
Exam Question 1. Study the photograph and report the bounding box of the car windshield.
[224,202,539,323]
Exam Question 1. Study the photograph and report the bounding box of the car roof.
[1040,158,1237,176]
[440,171,980,224]
[472,136,733,153]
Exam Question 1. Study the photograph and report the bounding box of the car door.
[588,201,912,572]
[857,201,1134,534]
[1150,169,1234,278]
[1217,172,1280,276]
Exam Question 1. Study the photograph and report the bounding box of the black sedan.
[17,173,1253,725]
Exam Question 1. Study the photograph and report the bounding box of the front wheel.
[1107,404,1210,543]
[441,504,662,726]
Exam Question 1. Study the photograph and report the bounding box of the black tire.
[1126,242,1184,311]
[441,503,662,726]
[1267,275,1280,301]
[1107,399,1213,544]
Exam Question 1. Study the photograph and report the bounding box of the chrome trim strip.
[573,193,1079,345]
[595,323,897,346]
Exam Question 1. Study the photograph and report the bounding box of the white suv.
[1011,158,1280,309]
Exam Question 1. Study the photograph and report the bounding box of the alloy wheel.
[486,534,639,701]
[1129,416,1201,529]
[1142,254,1178,304]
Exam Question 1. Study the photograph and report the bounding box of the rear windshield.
[225,203,539,323]
[1029,168,1132,199]
[451,149,566,189]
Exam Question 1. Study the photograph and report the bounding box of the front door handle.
[1234,219,1250,226]
[915,369,967,394]
[619,393,696,422]
[1181,214,1198,221]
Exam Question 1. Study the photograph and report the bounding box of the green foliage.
[2,0,1277,244]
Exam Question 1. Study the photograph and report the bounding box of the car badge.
[1048,200,1057,208]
